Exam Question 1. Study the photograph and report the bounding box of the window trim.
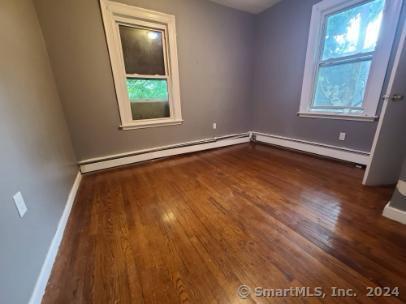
[298,0,403,121]
[100,0,183,129]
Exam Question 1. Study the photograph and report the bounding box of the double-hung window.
[299,0,402,121]
[100,0,183,129]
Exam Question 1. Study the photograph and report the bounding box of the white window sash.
[100,0,183,129]
[126,74,168,79]
[318,51,374,67]
[311,55,373,111]
[298,0,403,121]
[115,21,173,118]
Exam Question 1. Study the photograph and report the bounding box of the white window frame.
[298,0,403,121]
[100,0,183,130]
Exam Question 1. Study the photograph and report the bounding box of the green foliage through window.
[312,0,385,111]
[127,78,168,102]
[314,60,371,109]
[322,0,385,60]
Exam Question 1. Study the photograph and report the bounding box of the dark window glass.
[119,25,166,75]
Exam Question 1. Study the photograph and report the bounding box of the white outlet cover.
[339,132,346,141]
[213,123,217,129]
[13,192,27,218]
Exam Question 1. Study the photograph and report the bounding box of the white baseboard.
[29,172,82,304]
[79,131,371,173]
[253,132,370,165]
[397,180,406,196]
[79,133,250,173]
[383,202,406,224]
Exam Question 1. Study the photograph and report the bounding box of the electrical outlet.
[212,122,217,130]
[339,132,346,141]
[13,192,27,218]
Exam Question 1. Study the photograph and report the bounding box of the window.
[299,0,402,121]
[100,0,182,129]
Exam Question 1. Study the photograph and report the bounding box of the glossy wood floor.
[43,143,406,304]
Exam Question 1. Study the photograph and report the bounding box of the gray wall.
[0,0,78,303]
[34,0,255,162]
[251,0,383,152]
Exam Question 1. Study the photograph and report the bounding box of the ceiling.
[208,0,282,14]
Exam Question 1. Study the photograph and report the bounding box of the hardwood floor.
[42,143,406,304]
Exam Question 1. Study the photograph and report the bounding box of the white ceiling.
[208,0,282,14]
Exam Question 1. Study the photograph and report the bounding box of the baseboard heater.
[251,132,370,165]
[79,132,251,173]
[79,131,370,173]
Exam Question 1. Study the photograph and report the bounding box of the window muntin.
[100,1,183,129]
[310,0,385,114]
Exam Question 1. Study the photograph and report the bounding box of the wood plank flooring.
[42,143,406,304]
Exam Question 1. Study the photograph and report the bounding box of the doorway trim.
[363,17,406,185]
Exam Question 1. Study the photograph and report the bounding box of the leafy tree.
[127,79,168,101]
[314,0,384,110]
[322,0,384,59]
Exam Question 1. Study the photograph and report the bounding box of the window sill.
[120,119,184,130]
[297,112,378,122]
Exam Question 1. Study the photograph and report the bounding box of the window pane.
[127,78,170,120]
[127,78,168,101]
[322,0,385,61]
[312,60,371,110]
[119,25,166,75]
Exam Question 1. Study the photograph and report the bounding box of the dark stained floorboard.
[42,143,406,304]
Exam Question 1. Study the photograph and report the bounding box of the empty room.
[1,0,406,303]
